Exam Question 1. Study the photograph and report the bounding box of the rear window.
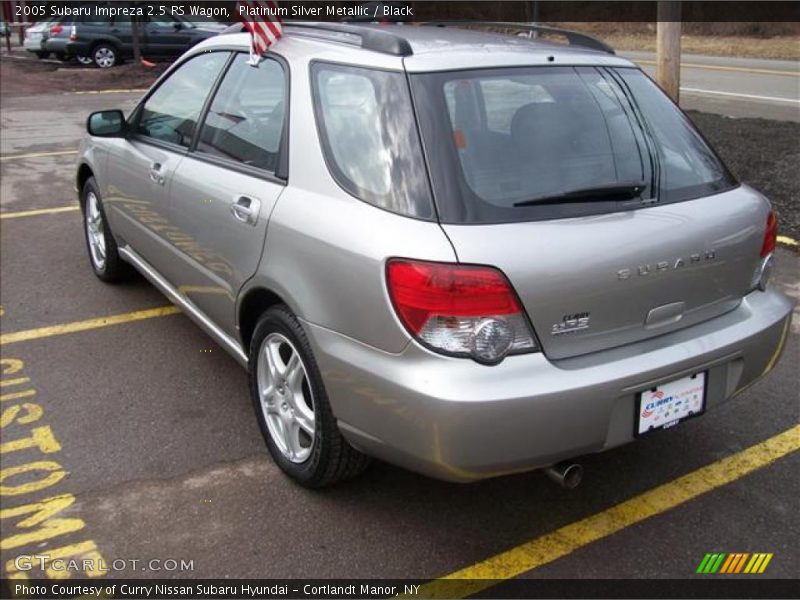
[311,62,434,220]
[412,66,736,224]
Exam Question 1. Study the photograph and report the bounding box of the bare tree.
[131,2,141,64]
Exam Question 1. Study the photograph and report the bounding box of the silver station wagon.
[77,23,794,487]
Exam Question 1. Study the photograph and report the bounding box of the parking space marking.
[0,206,79,220]
[0,150,78,162]
[415,424,800,599]
[0,306,181,346]
[777,235,798,248]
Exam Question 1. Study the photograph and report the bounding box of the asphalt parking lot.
[1,84,799,592]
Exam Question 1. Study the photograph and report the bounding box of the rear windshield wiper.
[512,182,646,207]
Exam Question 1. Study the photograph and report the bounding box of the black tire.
[35,51,49,59]
[81,177,132,283]
[248,306,370,487]
[91,43,117,68]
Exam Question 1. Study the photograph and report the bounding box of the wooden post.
[656,1,682,102]
[131,9,142,64]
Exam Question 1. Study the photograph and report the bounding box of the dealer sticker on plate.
[637,372,706,435]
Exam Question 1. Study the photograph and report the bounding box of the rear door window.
[311,62,434,220]
[195,53,286,173]
[134,52,229,148]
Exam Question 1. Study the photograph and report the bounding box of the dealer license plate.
[637,372,706,435]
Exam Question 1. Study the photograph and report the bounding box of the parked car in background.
[46,13,225,68]
[23,20,59,59]
[75,24,793,488]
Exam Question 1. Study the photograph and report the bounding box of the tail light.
[386,259,537,364]
[752,211,777,291]
[50,24,63,35]
[761,210,777,257]
[69,25,77,41]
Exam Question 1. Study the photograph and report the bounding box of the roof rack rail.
[221,22,413,57]
[423,21,615,55]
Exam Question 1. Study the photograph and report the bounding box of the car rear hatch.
[410,63,769,359]
[443,187,768,359]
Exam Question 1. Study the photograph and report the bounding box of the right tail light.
[752,210,777,291]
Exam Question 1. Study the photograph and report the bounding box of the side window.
[195,53,286,173]
[147,14,178,29]
[135,52,229,148]
[311,63,434,219]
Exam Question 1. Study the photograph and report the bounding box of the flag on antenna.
[236,0,283,65]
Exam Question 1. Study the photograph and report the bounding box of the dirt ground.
[560,23,800,60]
[553,21,800,60]
[688,111,800,242]
[0,54,168,97]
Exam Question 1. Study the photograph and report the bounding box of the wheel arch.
[76,163,94,207]
[238,286,294,354]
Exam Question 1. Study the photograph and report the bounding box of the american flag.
[236,0,283,64]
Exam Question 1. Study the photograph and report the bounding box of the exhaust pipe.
[544,461,583,489]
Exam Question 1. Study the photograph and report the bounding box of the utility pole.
[656,1,682,102]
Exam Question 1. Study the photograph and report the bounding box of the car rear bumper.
[44,37,69,53]
[23,38,45,51]
[305,288,794,482]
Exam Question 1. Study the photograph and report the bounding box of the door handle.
[148,162,165,186]
[230,195,261,226]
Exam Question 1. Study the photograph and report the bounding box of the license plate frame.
[635,372,707,437]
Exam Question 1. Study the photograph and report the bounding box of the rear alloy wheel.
[258,332,316,464]
[92,44,116,68]
[249,306,370,487]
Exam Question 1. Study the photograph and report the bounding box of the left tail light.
[50,24,63,35]
[386,259,537,364]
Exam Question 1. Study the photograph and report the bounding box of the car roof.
[195,25,636,72]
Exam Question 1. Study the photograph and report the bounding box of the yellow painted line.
[72,88,147,95]
[414,424,800,599]
[635,59,798,77]
[1,206,80,220]
[777,235,798,248]
[0,306,181,346]
[0,149,78,161]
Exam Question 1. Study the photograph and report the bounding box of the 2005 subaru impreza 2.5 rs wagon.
[76,23,794,487]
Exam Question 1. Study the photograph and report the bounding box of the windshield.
[411,66,736,224]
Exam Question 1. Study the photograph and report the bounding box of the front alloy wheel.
[257,333,316,463]
[81,177,132,283]
[85,191,106,271]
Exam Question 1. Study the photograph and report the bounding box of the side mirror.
[87,110,125,137]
